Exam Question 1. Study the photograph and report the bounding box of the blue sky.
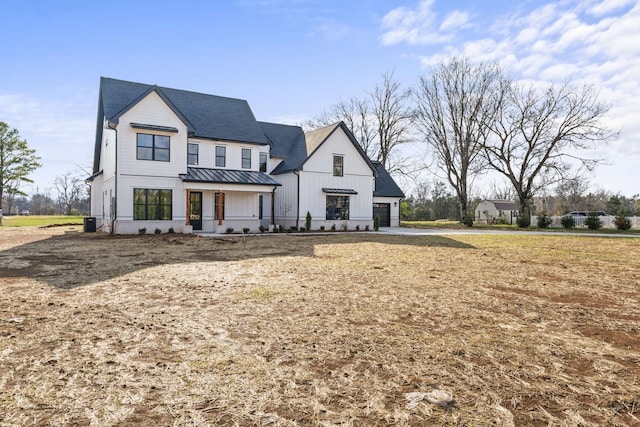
[1,0,638,198]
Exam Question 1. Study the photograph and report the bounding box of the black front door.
[373,203,391,227]
[190,192,202,231]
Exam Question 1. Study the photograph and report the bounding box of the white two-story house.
[88,77,403,234]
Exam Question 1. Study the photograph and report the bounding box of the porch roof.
[179,167,281,186]
[322,188,358,195]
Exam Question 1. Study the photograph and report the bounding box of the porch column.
[186,189,191,225]
[217,191,223,226]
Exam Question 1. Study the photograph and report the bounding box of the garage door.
[373,203,390,227]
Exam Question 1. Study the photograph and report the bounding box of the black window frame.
[215,146,226,167]
[187,143,199,166]
[133,188,172,220]
[259,152,268,172]
[136,133,170,162]
[242,148,251,169]
[333,155,344,177]
[326,195,349,220]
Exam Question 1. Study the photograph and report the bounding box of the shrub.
[585,212,602,230]
[243,227,250,234]
[305,211,312,231]
[259,225,266,233]
[299,226,306,232]
[374,214,380,231]
[462,213,474,227]
[560,215,575,229]
[536,212,552,229]
[278,225,283,233]
[138,227,146,235]
[341,222,348,231]
[168,227,175,234]
[331,223,336,231]
[226,227,234,234]
[289,226,298,232]
[516,216,531,228]
[614,215,632,231]
[365,225,370,231]
[272,226,280,233]
[154,228,162,234]
[355,225,360,231]
[320,225,325,231]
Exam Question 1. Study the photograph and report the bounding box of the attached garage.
[373,203,391,227]
[372,161,404,227]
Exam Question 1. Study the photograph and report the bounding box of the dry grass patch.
[0,226,639,426]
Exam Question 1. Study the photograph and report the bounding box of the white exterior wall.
[301,128,374,230]
[374,196,402,227]
[90,123,117,231]
[273,172,299,229]
[188,138,269,171]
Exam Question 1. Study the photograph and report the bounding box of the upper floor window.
[215,146,226,167]
[242,148,251,169]
[137,134,170,161]
[187,143,199,165]
[259,152,268,172]
[333,155,344,177]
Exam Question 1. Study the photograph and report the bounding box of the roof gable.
[373,161,405,198]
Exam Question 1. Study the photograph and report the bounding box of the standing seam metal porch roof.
[179,167,281,186]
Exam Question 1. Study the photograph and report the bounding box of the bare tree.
[414,57,502,223]
[307,71,414,176]
[55,171,84,215]
[369,70,414,174]
[484,81,617,226]
[306,97,377,159]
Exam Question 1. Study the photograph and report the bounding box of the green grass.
[1,215,84,227]
[401,220,640,234]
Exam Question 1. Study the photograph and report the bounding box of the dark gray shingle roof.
[100,77,268,144]
[258,122,308,174]
[487,200,517,210]
[373,161,405,198]
[180,167,281,186]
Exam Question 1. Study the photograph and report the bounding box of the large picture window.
[215,146,226,167]
[333,155,343,176]
[137,134,170,161]
[134,189,172,220]
[187,143,199,165]
[242,148,251,169]
[326,195,349,220]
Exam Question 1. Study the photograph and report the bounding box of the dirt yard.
[0,226,639,426]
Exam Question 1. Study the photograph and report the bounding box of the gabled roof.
[372,161,405,198]
[179,167,281,186]
[94,77,269,173]
[265,121,376,175]
[485,200,518,211]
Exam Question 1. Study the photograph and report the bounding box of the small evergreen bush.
[243,227,250,234]
[289,226,298,232]
[154,228,162,234]
[585,212,602,230]
[138,227,146,235]
[560,215,575,229]
[226,227,234,234]
[365,225,370,231]
[305,211,312,231]
[331,223,336,231]
[462,213,474,227]
[516,216,531,228]
[320,225,325,231]
[536,212,552,228]
[259,225,266,233]
[168,227,175,234]
[355,225,360,231]
[374,214,380,231]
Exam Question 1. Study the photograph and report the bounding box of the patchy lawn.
[0,226,639,426]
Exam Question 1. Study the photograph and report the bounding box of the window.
[259,152,268,172]
[187,143,199,165]
[333,155,343,176]
[214,192,225,220]
[137,134,170,161]
[215,146,226,167]
[242,148,251,169]
[326,195,349,220]
[134,189,172,220]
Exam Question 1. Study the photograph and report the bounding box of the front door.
[373,203,391,227]
[190,192,202,231]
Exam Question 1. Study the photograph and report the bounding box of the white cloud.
[439,10,470,32]
[380,0,455,45]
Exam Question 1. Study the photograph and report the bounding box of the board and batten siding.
[187,138,270,171]
[117,91,189,178]
[273,172,299,228]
